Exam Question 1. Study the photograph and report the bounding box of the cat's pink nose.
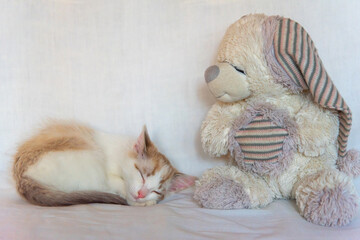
[137,190,146,199]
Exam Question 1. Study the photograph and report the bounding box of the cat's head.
[127,126,196,205]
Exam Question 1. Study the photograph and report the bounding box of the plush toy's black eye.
[233,66,246,75]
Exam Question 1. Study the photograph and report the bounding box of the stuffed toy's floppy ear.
[265,17,352,158]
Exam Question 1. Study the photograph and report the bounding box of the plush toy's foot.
[194,174,251,209]
[294,169,359,227]
[194,166,274,209]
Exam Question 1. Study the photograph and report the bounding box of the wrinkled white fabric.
[0,0,360,239]
[2,185,360,240]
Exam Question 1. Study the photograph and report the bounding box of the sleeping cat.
[13,121,196,207]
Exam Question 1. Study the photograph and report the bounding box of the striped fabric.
[235,115,288,164]
[273,18,352,158]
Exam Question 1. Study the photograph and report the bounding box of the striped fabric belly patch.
[235,115,289,164]
[229,103,297,176]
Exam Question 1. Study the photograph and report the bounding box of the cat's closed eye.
[134,164,145,184]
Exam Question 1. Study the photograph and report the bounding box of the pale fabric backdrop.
[1,0,359,188]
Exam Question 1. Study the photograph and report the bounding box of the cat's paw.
[127,200,146,207]
[127,200,157,207]
[144,200,157,206]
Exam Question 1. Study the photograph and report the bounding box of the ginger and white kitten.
[13,121,196,207]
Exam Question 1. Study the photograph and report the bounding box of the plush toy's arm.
[201,102,246,157]
[295,101,339,157]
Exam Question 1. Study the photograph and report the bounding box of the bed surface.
[1,182,360,240]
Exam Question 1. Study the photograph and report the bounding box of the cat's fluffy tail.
[337,149,360,178]
[16,176,128,206]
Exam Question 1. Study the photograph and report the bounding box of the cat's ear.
[168,173,197,192]
[134,125,152,159]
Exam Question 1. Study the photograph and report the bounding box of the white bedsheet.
[1,182,360,240]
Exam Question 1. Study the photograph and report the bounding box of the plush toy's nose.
[204,65,220,83]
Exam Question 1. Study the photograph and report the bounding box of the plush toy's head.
[204,14,352,159]
[205,14,297,103]
[204,14,284,102]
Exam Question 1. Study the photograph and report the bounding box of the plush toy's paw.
[201,102,247,157]
[194,175,251,209]
[295,170,359,227]
[298,140,328,157]
[201,126,230,157]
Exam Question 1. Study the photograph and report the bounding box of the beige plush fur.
[195,14,359,227]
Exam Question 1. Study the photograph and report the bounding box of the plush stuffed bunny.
[194,14,360,227]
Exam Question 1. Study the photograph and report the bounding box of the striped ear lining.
[272,18,352,158]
